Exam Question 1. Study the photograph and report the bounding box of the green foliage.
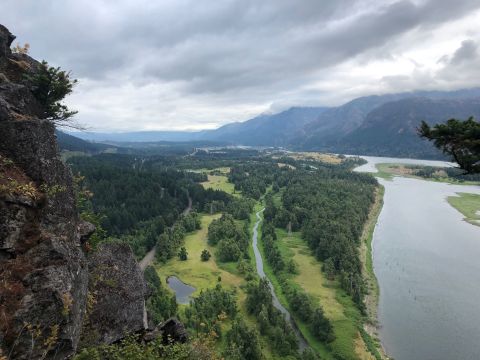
[279,169,377,306]
[311,308,334,343]
[358,327,382,360]
[178,247,188,261]
[200,249,211,262]
[29,60,78,123]
[74,334,219,360]
[323,258,336,281]
[288,288,314,322]
[216,238,242,262]
[144,266,177,324]
[228,163,281,199]
[182,212,201,232]
[419,117,480,174]
[223,318,263,360]
[245,279,298,356]
[73,175,107,249]
[207,214,249,262]
[184,285,237,336]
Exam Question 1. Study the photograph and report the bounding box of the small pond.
[166,276,196,305]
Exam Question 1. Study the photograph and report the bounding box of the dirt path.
[139,195,192,271]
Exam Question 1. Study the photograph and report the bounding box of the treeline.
[274,169,377,307]
[407,165,480,182]
[155,212,201,262]
[228,162,281,199]
[68,154,255,259]
[207,214,249,262]
[68,155,189,235]
[261,211,334,343]
[144,266,177,324]
[245,279,298,357]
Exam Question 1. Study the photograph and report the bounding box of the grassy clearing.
[155,214,243,296]
[447,193,480,227]
[285,152,343,164]
[188,167,231,174]
[201,174,240,196]
[155,212,277,358]
[375,163,479,185]
[275,230,375,360]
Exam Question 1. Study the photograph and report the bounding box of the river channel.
[357,156,480,360]
[252,209,308,351]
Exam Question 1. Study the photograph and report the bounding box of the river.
[252,209,308,351]
[356,156,480,360]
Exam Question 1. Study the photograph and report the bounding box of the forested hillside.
[67,149,381,359]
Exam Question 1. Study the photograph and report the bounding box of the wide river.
[356,156,480,360]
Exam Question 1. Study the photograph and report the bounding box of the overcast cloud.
[2,0,480,131]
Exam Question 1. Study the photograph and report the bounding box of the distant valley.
[69,87,480,159]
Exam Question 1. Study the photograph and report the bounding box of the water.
[357,156,480,360]
[252,209,308,350]
[166,276,196,305]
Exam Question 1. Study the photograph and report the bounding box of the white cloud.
[1,0,480,131]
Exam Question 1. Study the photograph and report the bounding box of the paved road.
[139,196,192,271]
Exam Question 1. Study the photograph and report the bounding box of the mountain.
[296,88,480,151]
[55,130,115,153]
[70,107,328,146]
[201,106,329,146]
[330,97,480,158]
[69,87,480,159]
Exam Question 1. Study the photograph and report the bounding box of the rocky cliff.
[0,24,147,359]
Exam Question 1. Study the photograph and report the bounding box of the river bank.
[356,155,480,360]
[359,185,386,358]
[250,208,309,351]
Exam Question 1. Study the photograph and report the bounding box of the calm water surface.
[166,276,195,305]
[357,156,480,360]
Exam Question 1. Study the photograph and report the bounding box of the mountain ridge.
[69,87,480,159]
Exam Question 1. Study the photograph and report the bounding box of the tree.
[29,60,78,125]
[323,258,336,280]
[418,117,480,174]
[178,246,188,261]
[224,319,262,360]
[200,249,211,262]
[311,308,334,342]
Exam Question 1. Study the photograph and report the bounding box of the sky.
[2,0,480,131]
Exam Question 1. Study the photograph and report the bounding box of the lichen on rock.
[0,23,91,359]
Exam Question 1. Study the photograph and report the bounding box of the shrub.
[200,249,211,262]
[178,247,188,261]
[28,60,78,125]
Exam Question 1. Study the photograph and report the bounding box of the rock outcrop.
[80,243,147,346]
[0,24,147,359]
[0,24,88,359]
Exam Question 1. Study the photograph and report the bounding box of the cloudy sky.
[2,0,480,131]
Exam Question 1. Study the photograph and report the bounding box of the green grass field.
[273,229,375,360]
[155,211,278,358]
[159,174,381,358]
[155,214,245,296]
[447,193,480,227]
[201,174,240,196]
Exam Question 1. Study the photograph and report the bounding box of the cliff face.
[0,25,147,359]
[0,24,89,359]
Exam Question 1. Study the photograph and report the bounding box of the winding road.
[252,209,309,351]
